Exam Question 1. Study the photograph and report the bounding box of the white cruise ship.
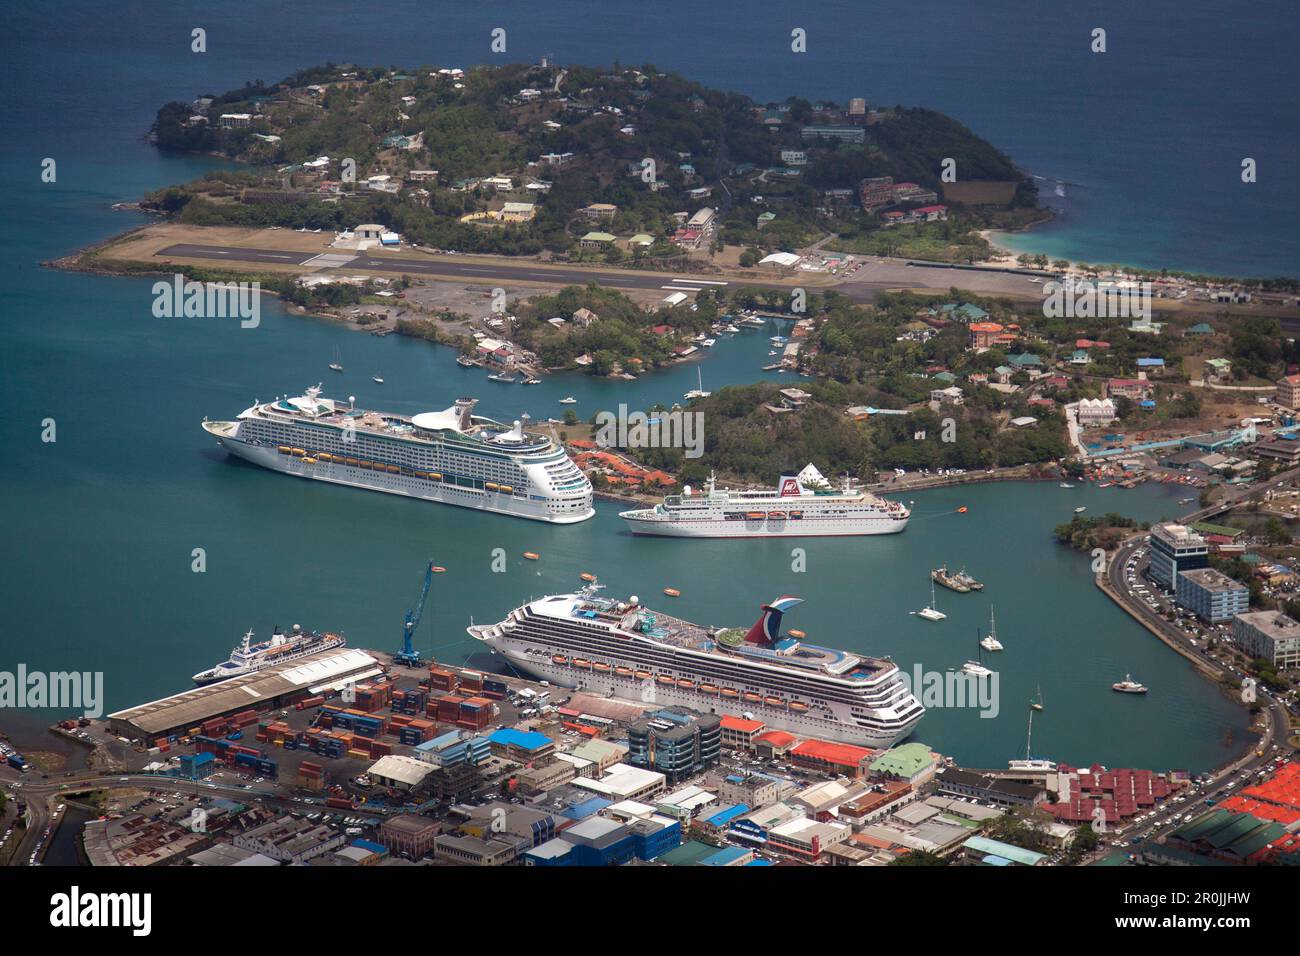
[202,386,594,523]
[618,464,909,537]
[470,590,925,748]
[192,625,346,685]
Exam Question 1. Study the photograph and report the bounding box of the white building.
[1077,397,1117,426]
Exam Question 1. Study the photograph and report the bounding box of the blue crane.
[395,560,441,667]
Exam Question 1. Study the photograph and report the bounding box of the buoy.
[523,552,540,560]
[580,572,597,582]
[663,587,681,597]
[957,506,968,513]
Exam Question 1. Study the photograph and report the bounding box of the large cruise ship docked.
[202,386,594,523]
[470,590,925,748]
[618,464,909,537]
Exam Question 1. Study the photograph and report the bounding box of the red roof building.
[790,740,875,778]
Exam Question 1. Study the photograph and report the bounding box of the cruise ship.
[469,590,925,748]
[618,464,909,537]
[192,625,346,685]
[202,386,594,523]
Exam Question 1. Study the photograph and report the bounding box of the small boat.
[523,551,540,560]
[1030,684,1044,711]
[684,367,710,400]
[914,578,946,621]
[767,511,787,519]
[558,396,577,404]
[768,350,778,356]
[1112,673,1148,694]
[1073,506,1087,514]
[701,338,716,348]
[677,679,695,689]
[788,629,805,639]
[1059,482,1075,489]
[745,511,766,519]
[663,587,681,597]
[720,688,739,698]
[456,354,477,368]
[980,608,1003,652]
[328,346,344,372]
[372,376,384,384]
[579,572,597,582]
[1097,482,1112,488]
[522,377,541,385]
[487,371,517,383]
[789,701,809,712]
[932,565,971,594]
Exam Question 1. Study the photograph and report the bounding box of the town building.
[1233,611,1300,669]
[378,814,442,858]
[1276,374,1300,409]
[802,125,866,144]
[1147,522,1209,591]
[1175,567,1250,624]
[1076,397,1117,426]
[234,817,344,864]
[627,708,721,785]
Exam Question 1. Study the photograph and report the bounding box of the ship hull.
[210,431,594,524]
[482,638,922,750]
[619,513,908,537]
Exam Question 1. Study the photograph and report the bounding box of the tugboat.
[1112,673,1148,694]
[932,566,971,593]
[952,567,984,591]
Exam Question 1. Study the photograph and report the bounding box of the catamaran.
[914,577,946,621]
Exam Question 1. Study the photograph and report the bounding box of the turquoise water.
[0,0,1269,770]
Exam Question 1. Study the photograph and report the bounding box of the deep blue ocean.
[0,1,1286,770]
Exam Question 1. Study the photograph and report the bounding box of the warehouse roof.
[368,755,434,787]
[107,647,380,737]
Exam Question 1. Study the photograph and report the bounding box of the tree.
[890,849,948,866]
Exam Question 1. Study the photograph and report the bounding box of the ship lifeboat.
[720,688,739,698]
[743,692,762,703]
[580,572,597,582]
[552,655,569,665]
[523,551,540,560]
[499,485,513,494]
[700,683,718,694]
[317,453,332,462]
[634,669,652,680]
[291,447,306,456]
[656,675,675,686]
[663,587,681,597]
[789,701,809,712]
[573,658,591,669]
[302,457,317,464]
[485,482,500,491]
[615,666,633,677]
[346,457,360,467]
[428,472,442,481]
[788,629,806,639]
[764,696,785,707]
[767,511,786,519]
[386,464,401,474]
[788,510,803,519]
[277,445,292,455]
[745,512,765,519]
[677,678,696,689]
[592,662,611,672]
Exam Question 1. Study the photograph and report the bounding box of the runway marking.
[670,278,728,285]
[661,285,702,291]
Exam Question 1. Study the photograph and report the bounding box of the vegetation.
[1053,513,1143,552]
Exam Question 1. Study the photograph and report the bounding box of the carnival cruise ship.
[469,590,925,748]
[192,625,346,685]
[618,464,909,537]
[202,386,594,523]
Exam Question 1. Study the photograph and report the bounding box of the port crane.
[395,560,444,667]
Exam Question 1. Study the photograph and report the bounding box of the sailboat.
[684,367,710,400]
[328,346,344,372]
[961,630,993,677]
[980,606,1003,652]
[372,375,385,384]
[913,577,946,621]
[1030,683,1044,711]
[1008,708,1057,771]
